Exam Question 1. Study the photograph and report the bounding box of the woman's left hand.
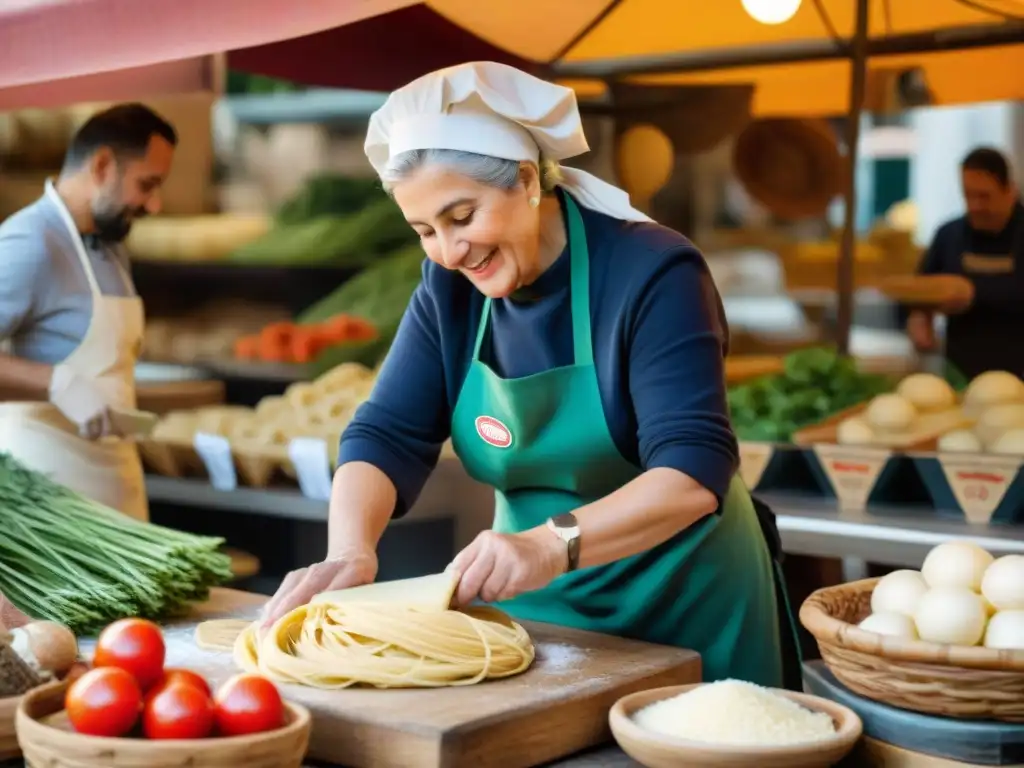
[448,527,567,607]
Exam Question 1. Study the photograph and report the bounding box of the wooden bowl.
[16,679,311,768]
[609,683,862,768]
[800,579,1024,722]
[0,694,21,760]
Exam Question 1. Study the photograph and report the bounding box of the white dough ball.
[865,394,918,433]
[974,404,1024,447]
[897,374,956,413]
[859,611,918,639]
[914,587,988,646]
[871,570,928,617]
[981,555,1024,611]
[937,429,982,453]
[988,428,1024,456]
[921,541,995,591]
[964,371,1024,416]
[983,610,1024,650]
[837,417,876,446]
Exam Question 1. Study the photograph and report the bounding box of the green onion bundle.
[0,453,233,635]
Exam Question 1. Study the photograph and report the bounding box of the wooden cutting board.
[84,589,701,768]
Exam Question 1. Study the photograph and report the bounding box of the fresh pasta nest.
[199,602,535,689]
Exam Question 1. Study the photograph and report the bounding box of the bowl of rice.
[609,680,862,768]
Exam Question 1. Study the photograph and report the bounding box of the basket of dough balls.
[800,540,1024,722]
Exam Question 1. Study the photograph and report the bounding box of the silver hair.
[380,148,562,194]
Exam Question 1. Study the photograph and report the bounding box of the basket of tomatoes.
[15,618,310,768]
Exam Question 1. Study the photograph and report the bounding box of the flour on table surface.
[536,642,586,672]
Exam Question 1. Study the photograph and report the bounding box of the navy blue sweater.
[338,194,739,517]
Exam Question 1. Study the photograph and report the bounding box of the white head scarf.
[364,61,651,223]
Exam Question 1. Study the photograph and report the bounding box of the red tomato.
[93,618,166,691]
[65,667,142,737]
[143,682,215,740]
[213,674,285,736]
[148,668,212,699]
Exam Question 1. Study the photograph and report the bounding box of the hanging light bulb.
[741,0,802,25]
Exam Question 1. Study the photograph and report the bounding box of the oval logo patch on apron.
[475,416,513,448]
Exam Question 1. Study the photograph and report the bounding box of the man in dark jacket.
[907,147,1024,378]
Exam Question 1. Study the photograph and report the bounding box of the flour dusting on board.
[527,642,613,691]
[538,642,586,671]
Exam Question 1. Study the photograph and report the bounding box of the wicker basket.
[138,438,283,489]
[17,679,312,767]
[800,578,1024,722]
[0,694,20,760]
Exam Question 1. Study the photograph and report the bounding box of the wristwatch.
[545,513,581,573]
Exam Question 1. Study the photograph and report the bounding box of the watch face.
[551,513,578,529]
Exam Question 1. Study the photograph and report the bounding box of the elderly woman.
[265,62,800,688]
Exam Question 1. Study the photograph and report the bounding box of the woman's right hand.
[259,549,378,628]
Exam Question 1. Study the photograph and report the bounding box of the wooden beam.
[550,21,1024,80]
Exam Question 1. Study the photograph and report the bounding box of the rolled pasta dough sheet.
[195,619,251,651]
[194,572,460,653]
[311,571,459,611]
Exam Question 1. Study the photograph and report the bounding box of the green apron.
[450,196,799,687]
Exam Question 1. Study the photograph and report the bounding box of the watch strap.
[547,512,581,572]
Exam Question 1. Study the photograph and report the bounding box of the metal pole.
[836,0,871,356]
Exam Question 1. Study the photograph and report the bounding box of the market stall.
[2,2,1024,766]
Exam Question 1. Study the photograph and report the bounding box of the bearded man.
[0,103,177,521]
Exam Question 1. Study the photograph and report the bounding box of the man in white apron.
[0,103,177,521]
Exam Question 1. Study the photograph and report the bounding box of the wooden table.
[73,589,692,768]
[4,749,641,768]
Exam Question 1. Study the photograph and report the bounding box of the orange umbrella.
[3,1,1022,115]
[221,1,1024,116]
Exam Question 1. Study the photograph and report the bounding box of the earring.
[528,196,540,208]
